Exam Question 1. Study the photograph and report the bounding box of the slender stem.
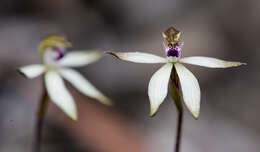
[174,109,183,152]
[32,89,49,152]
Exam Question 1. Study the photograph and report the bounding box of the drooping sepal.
[44,70,77,120]
[59,68,113,106]
[148,63,173,116]
[174,63,201,119]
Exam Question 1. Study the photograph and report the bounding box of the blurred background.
[0,0,258,152]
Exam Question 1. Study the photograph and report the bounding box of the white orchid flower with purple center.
[107,27,245,119]
[18,36,112,120]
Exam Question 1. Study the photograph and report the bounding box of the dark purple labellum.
[166,48,180,57]
[52,46,66,60]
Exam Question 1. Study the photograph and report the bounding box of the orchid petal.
[149,63,173,116]
[180,56,246,68]
[58,51,103,67]
[18,64,45,79]
[106,52,167,63]
[44,70,77,120]
[59,68,112,106]
[174,63,200,119]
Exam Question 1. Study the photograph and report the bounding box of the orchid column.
[106,27,245,152]
[18,36,112,152]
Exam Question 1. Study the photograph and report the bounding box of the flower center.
[43,46,67,65]
[167,48,180,57]
[52,46,66,60]
[166,44,181,58]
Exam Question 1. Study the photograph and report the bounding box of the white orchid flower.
[107,27,245,119]
[19,36,112,120]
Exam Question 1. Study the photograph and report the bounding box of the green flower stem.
[33,85,49,152]
[170,67,183,152]
[175,109,183,152]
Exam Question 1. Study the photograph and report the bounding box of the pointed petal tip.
[192,111,200,120]
[91,93,113,106]
[59,99,78,121]
[104,51,113,54]
[18,65,45,79]
[17,68,27,78]
[150,108,158,117]
[63,100,77,121]
[239,62,247,66]
[227,62,247,67]
[70,112,78,121]
[105,51,115,55]
[149,103,162,117]
[99,97,114,106]
[105,51,119,58]
[105,51,124,61]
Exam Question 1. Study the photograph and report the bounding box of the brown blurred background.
[0,0,258,152]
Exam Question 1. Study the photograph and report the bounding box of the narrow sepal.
[180,56,246,68]
[18,64,45,79]
[59,68,113,106]
[58,51,103,67]
[174,63,200,119]
[149,63,173,116]
[106,51,167,64]
[44,70,77,120]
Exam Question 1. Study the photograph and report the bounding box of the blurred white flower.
[107,27,245,119]
[19,36,112,120]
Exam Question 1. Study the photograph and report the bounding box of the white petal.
[44,71,77,120]
[18,64,45,79]
[148,63,173,116]
[106,52,167,63]
[59,68,112,106]
[58,51,103,67]
[174,63,200,119]
[180,56,246,68]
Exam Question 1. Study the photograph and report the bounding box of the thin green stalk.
[174,109,183,152]
[32,87,49,152]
